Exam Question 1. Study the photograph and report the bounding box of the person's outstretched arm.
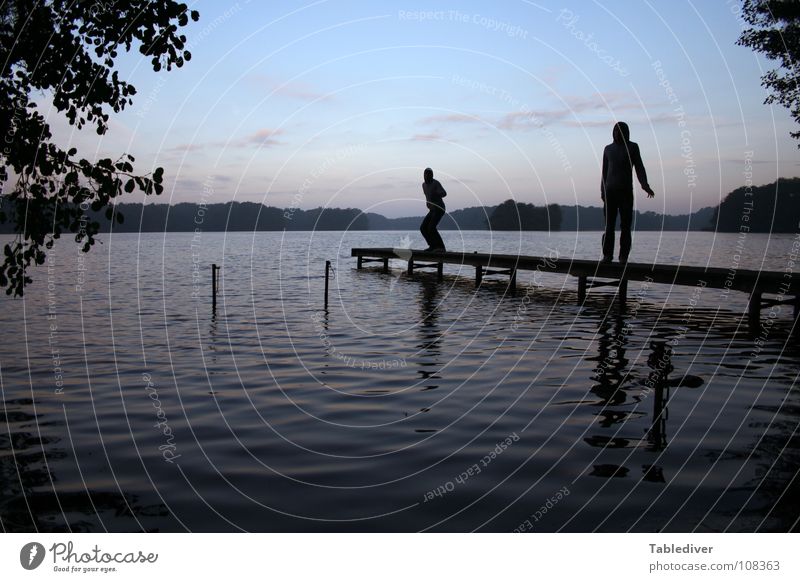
[632,143,655,198]
[601,146,608,201]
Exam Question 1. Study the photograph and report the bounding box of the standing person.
[600,122,654,263]
[420,167,447,252]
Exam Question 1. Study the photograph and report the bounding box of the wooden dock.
[351,247,799,329]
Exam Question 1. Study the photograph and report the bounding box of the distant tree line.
[488,200,562,230]
[712,177,800,232]
[2,178,798,234]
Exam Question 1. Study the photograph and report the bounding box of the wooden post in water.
[618,278,628,306]
[211,263,218,309]
[577,275,587,303]
[437,262,443,282]
[794,298,800,337]
[475,265,483,287]
[324,260,330,310]
[748,289,762,332]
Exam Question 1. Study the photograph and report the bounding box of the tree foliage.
[0,1,198,295]
[488,199,561,231]
[713,177,800,233]
[737,0,800,145]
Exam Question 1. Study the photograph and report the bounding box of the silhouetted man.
[600,122,654,262]
[420,167,446,251]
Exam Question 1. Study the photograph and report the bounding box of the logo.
[387,234,413,298]
[20,542,46,570]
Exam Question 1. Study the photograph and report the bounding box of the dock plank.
[350,247,797,296]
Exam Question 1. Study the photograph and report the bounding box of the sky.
[42,0,799,217]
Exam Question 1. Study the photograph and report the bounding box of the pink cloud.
[247,74,332,102]
[410,132,445,141]
[419,113,484,125]
[240,128,284,146]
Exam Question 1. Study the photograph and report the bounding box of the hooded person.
[600,122,655,262]
[420,167,447,252]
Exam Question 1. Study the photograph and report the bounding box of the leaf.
[0,0,201,296]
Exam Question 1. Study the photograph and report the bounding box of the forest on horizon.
[2,178,798,234]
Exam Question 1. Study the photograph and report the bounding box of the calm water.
[1,229,798,532]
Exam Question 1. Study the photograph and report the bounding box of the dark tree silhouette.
[488,199,561,231]
[738,0,800,146]
[0,1,199,295]
[713,177,800,233]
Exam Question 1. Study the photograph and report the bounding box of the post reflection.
[645,340,672,452]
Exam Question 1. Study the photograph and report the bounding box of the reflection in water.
[417,279,442,355]
[416,279,442,391]
[585,321,688,481]
[585,317,711,488]
[205,307,221,394]
[2,231,800,532]
[590,464,629,478]
[643,464,666,483]
[590,315,632,407]
[645,341,672,452]
[0,398,169,532]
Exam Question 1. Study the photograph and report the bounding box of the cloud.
[498,93,649,130]
[562,92,643,113]
[418,113,484,125]
[410,132,446,141]
[247,74,332,102]
[239,128,283,146]
[164,128,285,155]
[165,143,207,153]
[497,109,570,129]
[416,92,654,133]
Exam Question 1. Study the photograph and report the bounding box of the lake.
[1,229,798,532]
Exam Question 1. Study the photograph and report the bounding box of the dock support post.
[211,263,219,309]
[794,296,800,338]
[509,268,517,293]
[475,265,483,287]
[437,262,443,282]
[357,255,363,269]
[324,260,330,309]
[407,259,414,275]
[618,278,628,306]
[748,289,762,331]
[577,275,587,303]
[383,257,389,273]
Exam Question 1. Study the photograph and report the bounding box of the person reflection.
[590,314,631,407]
[584,314,636,453]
